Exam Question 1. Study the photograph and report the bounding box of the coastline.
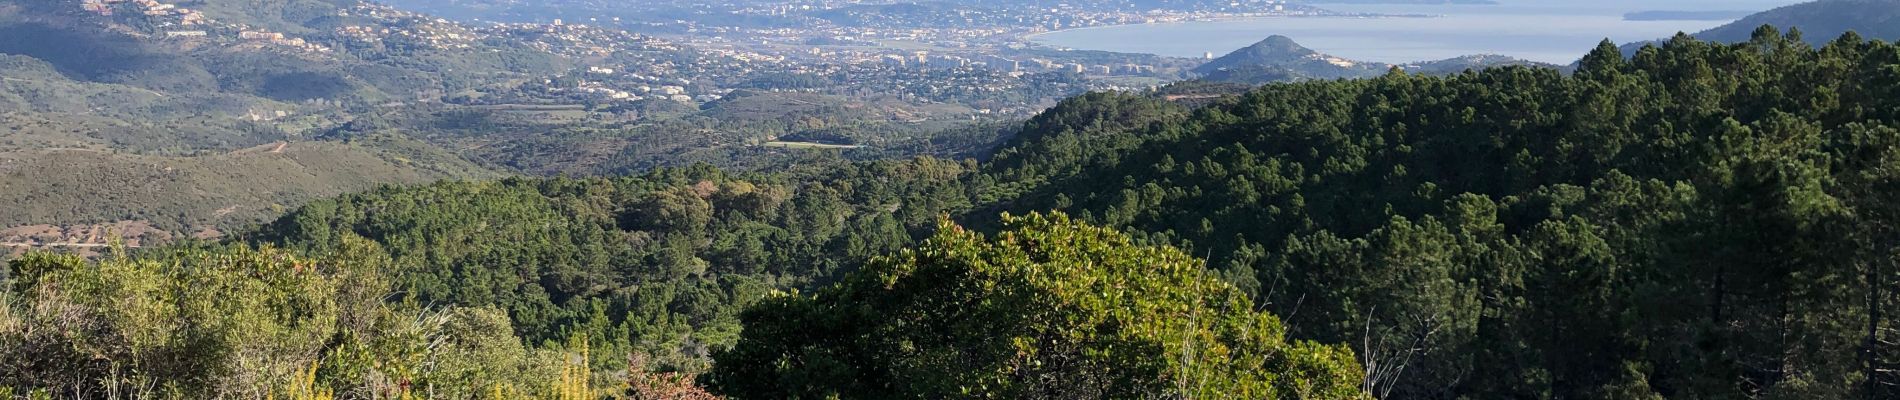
[1018,13,1443,45]
[1015,9,1729,64]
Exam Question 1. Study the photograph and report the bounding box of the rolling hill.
[7,18,1900,399]
[0,0,561,244]
[1193,35,1385,80]
[1194,35,1552,83]
[124,30,1900,399]
[1615,0,1900,54]
[1694,0,1900,44]
[982,31,1900,399]
[0,134,500,236]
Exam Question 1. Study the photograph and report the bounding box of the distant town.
[71,0,1394,118]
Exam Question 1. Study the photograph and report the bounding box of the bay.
[1029,0,1806,64]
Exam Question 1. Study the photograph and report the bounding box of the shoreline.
[1016,13,1448,60]
[1019,13,1444,44]
[1013,11,1722,64]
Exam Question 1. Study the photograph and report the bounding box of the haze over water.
[1031,0,1808,64]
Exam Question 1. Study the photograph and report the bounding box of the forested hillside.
[984,28,1900,398]
[0,0,529,237]
[9,25,1900,399]
[0,0,1029,245]
[248,159,980,373]
[1695,0,1900,44]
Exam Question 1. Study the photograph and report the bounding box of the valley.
[5,0,1900,398]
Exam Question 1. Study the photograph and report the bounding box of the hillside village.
[82,0,332,52]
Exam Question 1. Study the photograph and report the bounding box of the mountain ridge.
[1694,0,1900,44]
[1615,0,1900,55]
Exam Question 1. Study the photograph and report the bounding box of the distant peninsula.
[1624,10,1756,21]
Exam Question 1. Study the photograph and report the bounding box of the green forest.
[8,27,1900,399]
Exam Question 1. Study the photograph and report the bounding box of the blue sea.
[1030,0,1808,64]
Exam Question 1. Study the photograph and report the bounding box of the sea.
[1029,0,1809,64]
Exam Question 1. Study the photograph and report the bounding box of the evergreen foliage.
[705,212,1367,399]
[983,28,1900,398]
[250,159,979,373]
[0,241,573,398]
[10,27,1900,400]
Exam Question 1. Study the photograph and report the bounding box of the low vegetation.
[707,213,1366,399]
[6,24,1900,400]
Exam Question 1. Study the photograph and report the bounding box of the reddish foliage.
[626,355,721,400]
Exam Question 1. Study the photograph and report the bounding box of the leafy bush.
[0,239,569,398]
[705,213,1367,399]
